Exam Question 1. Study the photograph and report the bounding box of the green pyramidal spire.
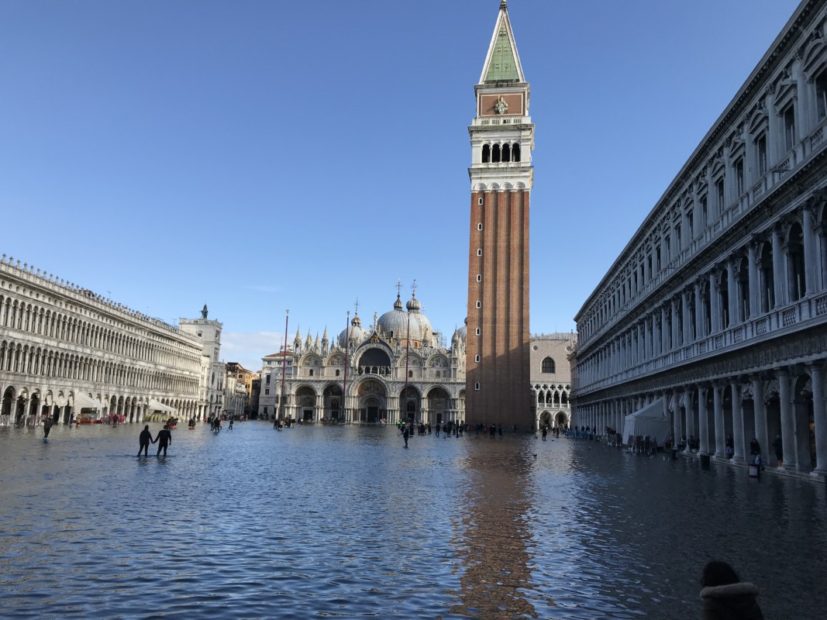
[481,1,524,83]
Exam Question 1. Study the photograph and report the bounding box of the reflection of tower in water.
[450,439,542,617]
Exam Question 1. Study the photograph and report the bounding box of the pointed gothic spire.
[480,0,525,84]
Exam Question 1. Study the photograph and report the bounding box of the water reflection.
[0,424,825,618]
[452,438,538,618]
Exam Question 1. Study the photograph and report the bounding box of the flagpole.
[343,310,350,424]
[280,309,289,421]
[403,294,411,426]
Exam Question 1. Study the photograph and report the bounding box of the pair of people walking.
[137,424,173,457]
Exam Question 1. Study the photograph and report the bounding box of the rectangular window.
[655,246,661,271]
[476,274,481,282]
[476,248,482,256]
[665,236,671,260]
[818,71,827,120]
[475,354,480,362]
[265,388,270,395]
[474,382,480,391]
[784,105,796,151]
[735,158,744,196]
[674,224,682,251]
[687,211,694,239]
[756,134,767,177]
[477,223,483,231]
[475,327,481,335]
[475,300,481,308]
[716,178,725,210]
[701,196,708,227]
[266,375,271,384]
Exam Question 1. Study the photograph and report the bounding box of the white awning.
[73,392,101,411]
[147,399,177,414]
[622,398,670,444]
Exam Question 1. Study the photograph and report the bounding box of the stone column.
[709,272,720,333]
[748,242,759,318]
[698,385,709,455]
[778,368,796,471]
[661,306,669,352]
[731,381,746,464]
[671,299,680,347]
[727,259,739,327]
[772,226,785,307]
[681,291,691,344]
[713,383,726,459]
[694,282,704,338]
[672,390,681,444]
[751,376,769,466]
[809,362,827,476]
[804,205,819,296]
[684,391,696,453]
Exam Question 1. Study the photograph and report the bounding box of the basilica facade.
[258,292,467,425]
[572,0,827,478]
[257,290,574,429]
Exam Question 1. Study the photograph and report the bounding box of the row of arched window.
[578,207,826,387]
[579,29,827,346]
[0,293,200,372]
[533,387,570,406]
[0,339,198,395]
[482,142,521,163]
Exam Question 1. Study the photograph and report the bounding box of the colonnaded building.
[571,0,827,478]
[257,290,574,428]
[0,257,225,426]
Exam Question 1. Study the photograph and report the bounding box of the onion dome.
[337,313,366,348]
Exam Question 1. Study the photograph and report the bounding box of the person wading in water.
[156,424,172,457]
[137,425,154,457]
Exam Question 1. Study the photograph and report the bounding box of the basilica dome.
[377,294,433,344]
[337,314,366,348]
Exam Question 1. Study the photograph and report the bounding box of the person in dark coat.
[43,416,53,439]
[156,424,172,457]
[700,560,763,620]
[137,425,153,457]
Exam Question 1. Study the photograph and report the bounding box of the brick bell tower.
[466,0,533,430]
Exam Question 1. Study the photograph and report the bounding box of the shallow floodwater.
[0,422,825,618]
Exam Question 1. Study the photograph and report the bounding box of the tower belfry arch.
[465,0,533,429]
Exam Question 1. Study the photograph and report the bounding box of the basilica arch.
[400,385,421,423]
[295,385,317,422]
[323,384,343,422]
[356,346,392,377]
[426,386,451,425]
[356,378,387,423]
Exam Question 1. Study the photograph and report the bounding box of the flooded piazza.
[0,423,824,618]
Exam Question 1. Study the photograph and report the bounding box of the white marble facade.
[572,0,827,478]
[0,257,218,426]
[258,292,467,425]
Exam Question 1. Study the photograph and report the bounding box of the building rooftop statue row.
[0,255,195,342]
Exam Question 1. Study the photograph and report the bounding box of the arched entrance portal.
[400,386,421,424]
[539,410,551,429]
[427,387,450,425]
[323,385,343,422]
[357,379,387,423]
[1,387,15,425]
[295,386,317,423]
[555,411,568,428]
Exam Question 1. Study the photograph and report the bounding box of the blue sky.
[0,0,801,370]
